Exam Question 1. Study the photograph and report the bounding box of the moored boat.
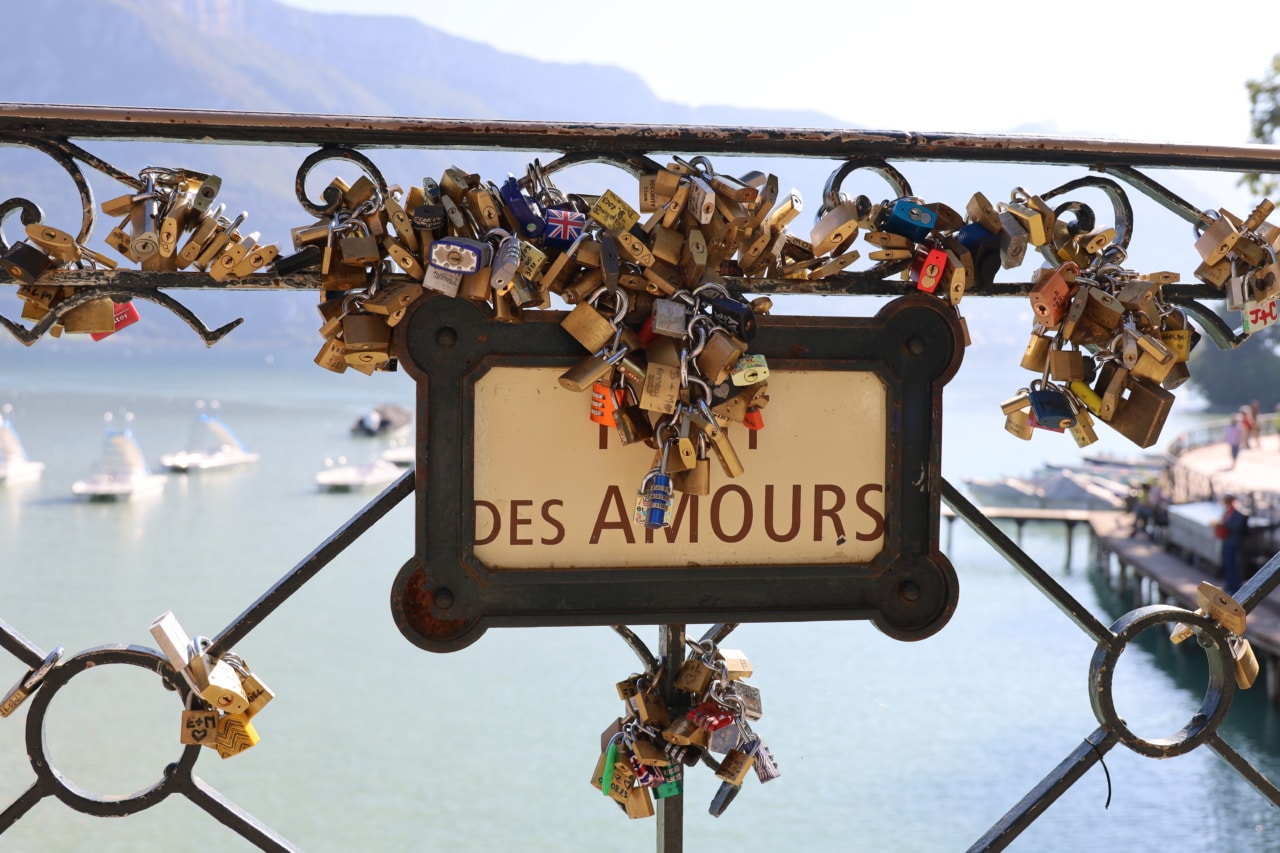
[161,403,260,472]
[0,406,44,486]
[314,456,402,493]
[72,413,166,502]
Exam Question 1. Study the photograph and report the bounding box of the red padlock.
[743,408,764,430]
[90,299,141,341]
[911,246,948,294]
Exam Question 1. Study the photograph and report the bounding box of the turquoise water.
[1,333,1277,852]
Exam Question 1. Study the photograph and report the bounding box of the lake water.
[1,323,1278,852]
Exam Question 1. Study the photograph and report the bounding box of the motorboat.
[350,403,411,438]
[380,443,415,468]
[161,404,260,472]
[964,467,1131,511]
[71,414,166,501]
[315,456,402,493]
[0,406,44,485]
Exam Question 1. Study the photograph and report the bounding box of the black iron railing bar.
[941,479,1113,644]
[0,618,46,671]
[967,726,1119,853]
[203,469,414,660]
[3,105,1280,174]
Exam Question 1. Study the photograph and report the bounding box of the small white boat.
[72,414,166,502]
[315,456,402,493]
[161,404,260,473]
[380,443,415,468]
[0,406,44,486]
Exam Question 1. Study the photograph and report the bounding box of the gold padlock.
[214,712,260,759]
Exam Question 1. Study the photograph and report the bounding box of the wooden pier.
[943,506,1116,568]
[1091,512,1280,707]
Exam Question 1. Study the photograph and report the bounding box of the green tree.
[1187,56,1280,412]
[1243,54,1280,197]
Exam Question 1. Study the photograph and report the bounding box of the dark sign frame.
[390,293,963,652]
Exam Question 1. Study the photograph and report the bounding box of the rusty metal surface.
[390,293,963,652]
[3,104,1280,173]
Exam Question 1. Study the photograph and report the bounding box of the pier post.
[1064,521,1076,572]
[1268,656,1280,710]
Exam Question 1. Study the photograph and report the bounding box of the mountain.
[0,0,1245,365]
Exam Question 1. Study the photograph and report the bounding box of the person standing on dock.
[1216,494,1248,593]
[1224,414,1244,470]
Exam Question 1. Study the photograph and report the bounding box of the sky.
[277,0,1280,147]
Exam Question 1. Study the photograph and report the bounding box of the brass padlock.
[59,297,117,334]
[1108,375,1174,448]
[1020,328,1052,372]
[214,712,260,759]
[1233,637,1260,690]
[1004,409,1034,441]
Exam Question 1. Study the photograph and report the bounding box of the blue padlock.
[1028,380,1077,430]
[881,199,938,243]
[499,176,545,240]
[543,205,586,252]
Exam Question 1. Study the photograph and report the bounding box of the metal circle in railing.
[1088,605,1234,759]
[24,644,201,817]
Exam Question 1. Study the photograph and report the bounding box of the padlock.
[0,647,62,719]
[88,299,142,342]
[615,386,657,446]
[1048,346,1085,382]
[729,353,769,386]
[910,245,948,294]
[589,381,623,427]
[1004,409,1033,441]
[1233,637,1260,690]
[1028,262,1079,326]
[562,286,628,352]
[59,297,118,334]
[638,467,673,531]
[966,191,1003,234]
[810,200,860,256]
[881,198,937,242]
[1020,328,1053,372]
[708,296,757,342]
[2,242,53,284]
[672,433,712,495]
[634,688,671,729]
[560,341,629,392]
[179,705,219,746]
[1194,211,1240,264]
[1000,191,1052,246]
[214,712,260,759]
[695,327,748,386]
[716,649,752,680]
[997,210,1029,269]
[1108,375,1174,448]
[1028,380,1076,429]
[715,741,759,785]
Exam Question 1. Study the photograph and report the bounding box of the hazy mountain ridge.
[0,0,1189,364]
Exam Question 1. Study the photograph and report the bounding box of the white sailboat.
[0,405,44,485]
[72,413,166,501]
[161,402,260,472]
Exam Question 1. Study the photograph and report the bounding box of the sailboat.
[0,405,44,485]
[71,413,166,501]
[161,402,260,472]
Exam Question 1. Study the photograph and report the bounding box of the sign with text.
[472,368,886,568]
[391,293,963,652]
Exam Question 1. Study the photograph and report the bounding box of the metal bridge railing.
[1,104,1280,851]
